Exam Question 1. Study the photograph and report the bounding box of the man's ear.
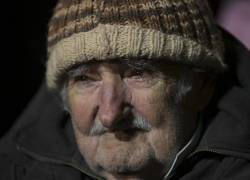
[194,76,216,111]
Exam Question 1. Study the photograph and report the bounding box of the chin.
[93,141,167,180]
[75,128,177,180]
[97,148,152,174]
[77,132,154,174]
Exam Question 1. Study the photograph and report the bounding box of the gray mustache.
[89,114,152,136]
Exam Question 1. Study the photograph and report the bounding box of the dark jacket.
[1,30,250,180]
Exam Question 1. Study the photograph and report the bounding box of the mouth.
[113,128,143,141]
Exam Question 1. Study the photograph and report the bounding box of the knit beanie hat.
[47,0,225,89]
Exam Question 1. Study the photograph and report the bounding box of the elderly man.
[1,0,250,179]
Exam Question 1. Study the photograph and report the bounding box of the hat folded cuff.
[47,24,225,89]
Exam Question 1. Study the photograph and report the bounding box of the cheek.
[148,125,178,165]
[131,81,171,125]
[68,90,97,133]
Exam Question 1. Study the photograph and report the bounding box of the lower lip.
[114,129,142,141]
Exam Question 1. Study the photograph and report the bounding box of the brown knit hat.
[47,0,225,89]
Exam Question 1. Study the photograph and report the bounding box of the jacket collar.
[191,29,250,160]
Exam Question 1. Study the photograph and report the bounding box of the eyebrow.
[59,57,213,89]
[67,64,91,78]
[65,57,195,80]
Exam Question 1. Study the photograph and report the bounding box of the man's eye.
[128,69,152,80]
[130,70,144,79]
[76,75,91,82]
[73,74,99,86]
[125,68,157,85]
[124,67,160,87]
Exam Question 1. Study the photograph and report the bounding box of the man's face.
[65,60,211,179]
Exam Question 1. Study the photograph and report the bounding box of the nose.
[98,76,128,128]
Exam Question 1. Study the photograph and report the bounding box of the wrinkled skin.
[66,61,214,180]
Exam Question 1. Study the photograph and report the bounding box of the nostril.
[98,104,133,129]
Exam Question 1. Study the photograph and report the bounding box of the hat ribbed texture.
[47,0,225,89]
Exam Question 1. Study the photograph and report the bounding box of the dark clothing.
[1,30,250,180]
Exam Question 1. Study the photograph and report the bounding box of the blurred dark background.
[1,0,57,136]
[1,0,249,137]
